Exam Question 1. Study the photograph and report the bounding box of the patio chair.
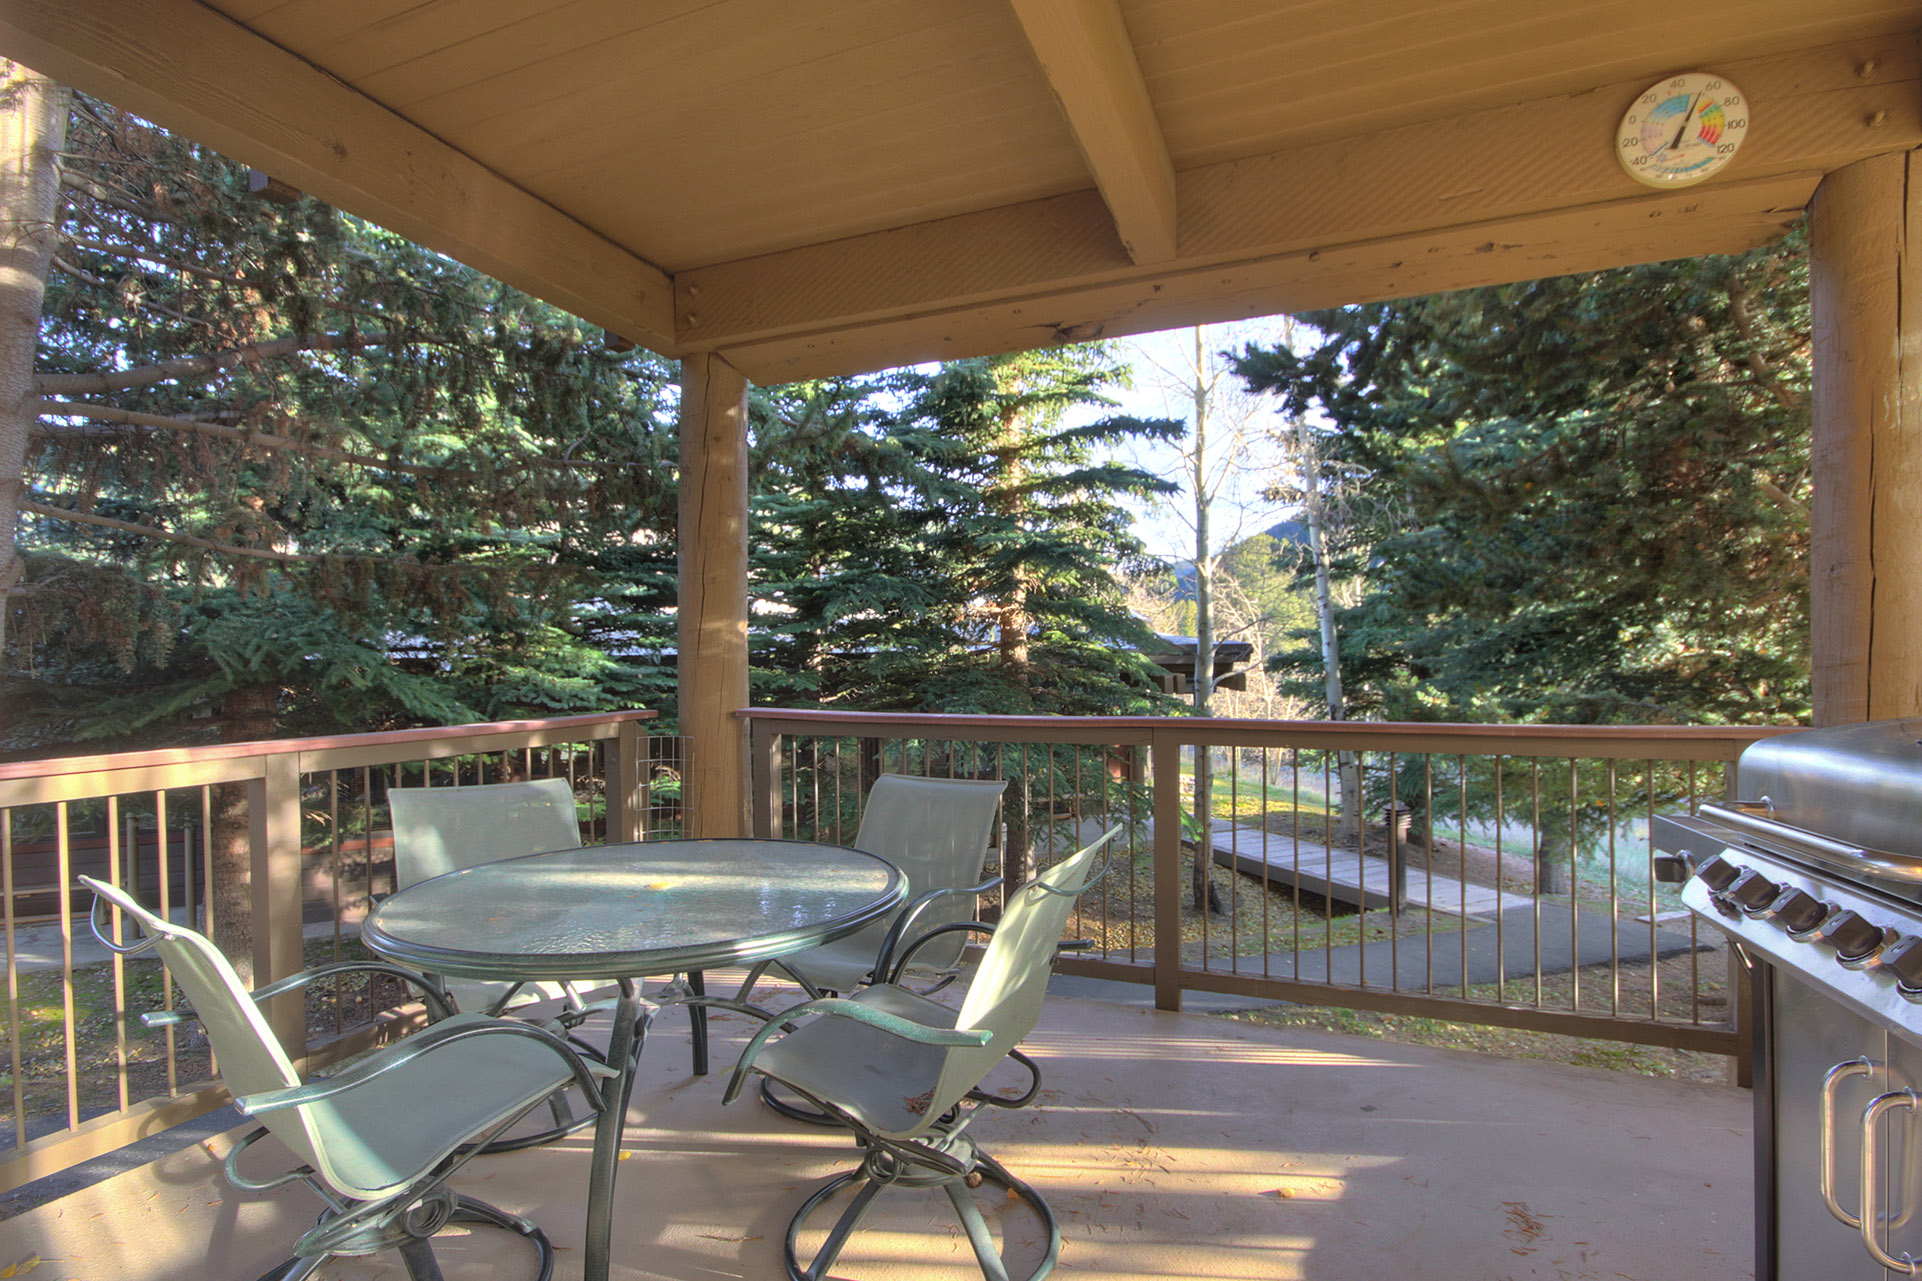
[79,874,616,1281]
[731,773,1006,1121]
[720,823,1120,1281]
[735,774,1008,1005]
[389,778,710,1076]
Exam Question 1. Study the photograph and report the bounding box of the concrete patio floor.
[0,981,1754,1281]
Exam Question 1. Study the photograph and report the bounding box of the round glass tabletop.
[362,838,905,981]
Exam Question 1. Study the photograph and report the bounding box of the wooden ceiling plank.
[0,0,678,354]
[304,0,593,85]
[676,34,1916,349]
[410,0,958,138]
[1006,0,1177,264]
[1129,0,1921,165]
[718,171,1818,385]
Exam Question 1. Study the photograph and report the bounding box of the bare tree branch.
[62,235,239,282]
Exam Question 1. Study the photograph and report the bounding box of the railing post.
[1151,729,1184,1012]
[251,752,306,1056]
[751,721,780,838]
[607,718,644,842]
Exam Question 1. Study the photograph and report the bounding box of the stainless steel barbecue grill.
[1654,718,1922,1279]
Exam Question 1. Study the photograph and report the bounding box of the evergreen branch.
[49,259,217,331]
[32,332,395,395]
[35,400,646,475]
[35,400,453,478]
[20,501,318,563]
[1726,281,1801,411]
[57,168,152,220]
[62,235,239,282]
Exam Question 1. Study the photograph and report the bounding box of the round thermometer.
[1617,72,1748,188]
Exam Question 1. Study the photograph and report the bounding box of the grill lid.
[1734,717,1922,865]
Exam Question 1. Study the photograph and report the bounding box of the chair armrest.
[236,1017,616,1116]
[250,961,456,1021]
[884,921,993,985]
[870,877,1001,984]
[723,996,993,1106]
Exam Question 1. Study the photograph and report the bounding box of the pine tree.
[10,92,678,754]
[1235,237,1811,888]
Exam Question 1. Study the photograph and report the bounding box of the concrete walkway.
[1053,903,1712,1014]
[0,980,1754,1281]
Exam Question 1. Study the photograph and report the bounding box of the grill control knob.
[1766,888,1828,935]
[1875,935,1922,993]
[1725,869,1781,914]
[1693,855,1742,893]
[1815,910,1886,962]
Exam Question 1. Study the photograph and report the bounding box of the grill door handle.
[1861,1088,1921,1274]
[1824,1058,1876,1227]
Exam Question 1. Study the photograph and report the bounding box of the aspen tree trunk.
[1189,327,1222,912]
[0,66,68,653]
[1298,416,1360,844]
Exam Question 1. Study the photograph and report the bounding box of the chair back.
[925,824,1118,1121]
[846,774,1006,970]
[77,876,329,1177]
[388,778,582,889]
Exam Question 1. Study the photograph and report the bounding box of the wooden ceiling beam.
[682,34,1918,377]
[1004,0,1177,265]
[0,0,679,355]
[714,171,1818,384]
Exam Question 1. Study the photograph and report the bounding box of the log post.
[678,353,752,837]
[1808,150,1922,724]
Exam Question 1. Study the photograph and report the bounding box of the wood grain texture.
[1809,153,1903,725]
[2,0,679,351]
[1007,0,1177,263]
[677,353,751,838]
[1121,0,1922,166]
[680,36,1919,359]
[712,171,1816,384]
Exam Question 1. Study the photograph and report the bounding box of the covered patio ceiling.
[6,1,1918,386]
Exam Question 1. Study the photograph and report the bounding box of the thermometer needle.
[1669,94,1701,151]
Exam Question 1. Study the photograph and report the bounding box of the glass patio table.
[361,837,905,1281]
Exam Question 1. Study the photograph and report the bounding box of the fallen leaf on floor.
[0,1255,44,1277]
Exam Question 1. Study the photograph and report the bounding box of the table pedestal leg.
[585,978,644,1281]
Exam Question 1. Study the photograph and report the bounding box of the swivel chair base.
[258,1193,554,1281]
[785,1140,1059,1281]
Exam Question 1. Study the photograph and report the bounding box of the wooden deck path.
[1206,820,1514,917]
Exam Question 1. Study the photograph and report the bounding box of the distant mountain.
[1167,520,1309,600]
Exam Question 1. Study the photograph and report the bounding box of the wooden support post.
[250,753,305,1055]
[1809,150,1922,724]
[606,718,644,842]
[1151,731,1183,1012]
[678,353,751,838]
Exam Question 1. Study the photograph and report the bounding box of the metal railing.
[747,709,1798,1074]
[0,710,686,1195]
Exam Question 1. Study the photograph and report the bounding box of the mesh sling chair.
[79,874,615,1281]
[730,773,1008,1122]
[720,824,1121,1281]
[388,778,711,1078]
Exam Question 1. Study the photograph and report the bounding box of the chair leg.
[784,1169,889,1281]
[451,1195,556,1281]
[397,1236,448,1281]
[782,1146,1060,1281]
[688,969,709,1075]
[268,1192,555,1281]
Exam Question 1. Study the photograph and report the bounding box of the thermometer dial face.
[1617,73,1748,188]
